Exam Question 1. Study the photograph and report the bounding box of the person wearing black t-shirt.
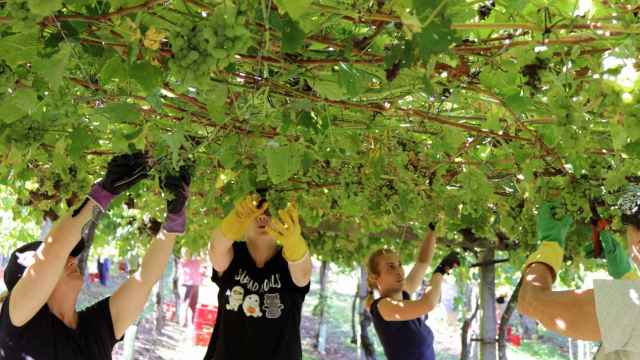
[0,153,191,360]
[205,195,312,360]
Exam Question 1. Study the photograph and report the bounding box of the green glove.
[524,203,574,280]
[536,202,573,246]
[600,231,639,280]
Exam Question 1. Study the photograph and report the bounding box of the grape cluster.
[170,4,252,88]
[478,0,495,20]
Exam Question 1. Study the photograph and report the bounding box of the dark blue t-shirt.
[371,291,435,360]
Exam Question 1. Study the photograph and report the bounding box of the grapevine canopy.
[1,0,639,269]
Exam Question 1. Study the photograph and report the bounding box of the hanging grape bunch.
[170,3,252,89]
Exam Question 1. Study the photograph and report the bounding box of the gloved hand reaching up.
[161,165,192,234]
[219,195,269,241]
[524,202,573,280]
[268,202,309,263]
[89,152,150,211]
[434,252,461,275]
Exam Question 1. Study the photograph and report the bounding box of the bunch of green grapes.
[170,4,252,89]
[3,0,41,30]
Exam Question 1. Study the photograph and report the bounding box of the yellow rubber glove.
[268,202,309,262]
[219,195,268,241]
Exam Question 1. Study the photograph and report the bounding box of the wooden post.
[479,248,497,360]
[315,260,330,354]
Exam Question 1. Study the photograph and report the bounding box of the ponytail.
[365,278,377,311]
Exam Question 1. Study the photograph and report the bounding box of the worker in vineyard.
[365,223,461,360]
[205,194,312,359]
[0,153,191,360]
[518,188,640,359]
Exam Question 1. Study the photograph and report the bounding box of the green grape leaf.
[110,0,145,10]
[205,83,228,124]
[69,127,93,160]
[99,56,129,86]
[337,63,370,97]
[0,89,38,123]
[130,61,163,94]
[413,18,457,60]
[0,31,41,67]
[265,144,301,184]
[28,0,63,16]
[99,103,141,123]
[32,44,72,89]
[281,16,305,54]
[273,0,313,22]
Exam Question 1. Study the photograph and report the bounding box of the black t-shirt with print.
[204,242,310,360]
[0,294,122,360]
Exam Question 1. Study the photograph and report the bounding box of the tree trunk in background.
[351,281,358,345]
[479,248,497,360]
[519,313,538,340]
[172,256,180,322]
[155,280,165,334]
[497,279,522,360]
[314,260,330,354]
[461,292,480,360]
[357,266,377,360]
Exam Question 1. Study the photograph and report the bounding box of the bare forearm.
[421,273,443,312]
[135,229,176,289]
[209,228,234,272]
[288,253,312,287]
[404,231,436,293]
[110,229,176,338]
[417,230,436,264]
[10,200,100,326]
[379,275,443,321]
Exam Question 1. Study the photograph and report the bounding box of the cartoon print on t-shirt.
[226,286,244,311]
[243,294,263,318]
[263,293,284,319]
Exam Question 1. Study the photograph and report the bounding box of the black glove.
[100,152,150,195]
[161,165,192,215]
[161,165,192,234]
[88,152,150,211]
[434,252,461,275]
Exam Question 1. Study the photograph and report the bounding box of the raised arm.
[109,166,190,339]
[208,195,267,276]
[208,229,234,277]
[378,273,443,321]
[269,203,312,287]
[404,227,436,294]
[9,153,149,327]
[110,229,177,338]
[9,200,101,326]
[378,252,459,322]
